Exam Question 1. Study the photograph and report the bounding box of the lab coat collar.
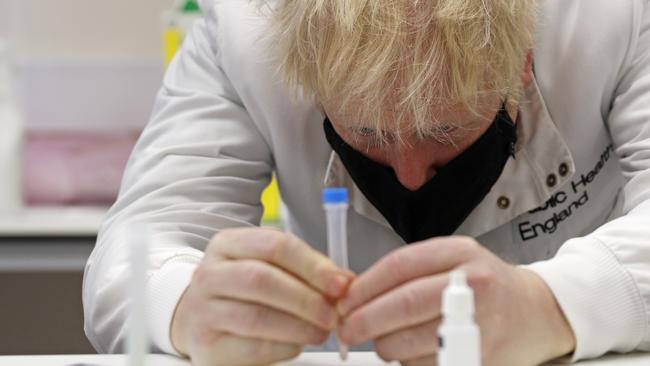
[323,75,576,240]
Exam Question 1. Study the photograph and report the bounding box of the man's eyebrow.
[346,126,392,138]
[430,116,485,132]
[345,124,377,131]
[344,115,482,140]
[417,123,459,136]
[347,125,377,132]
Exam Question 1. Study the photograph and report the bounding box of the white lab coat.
[83,0,650,361]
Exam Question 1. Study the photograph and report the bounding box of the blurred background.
[0,0,281,355]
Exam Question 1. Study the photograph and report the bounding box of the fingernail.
[327,273,350,297]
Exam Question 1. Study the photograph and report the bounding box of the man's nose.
[389,148,437,191]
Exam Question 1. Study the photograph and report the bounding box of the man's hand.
[171,228,354,366]
[337,236,576,366]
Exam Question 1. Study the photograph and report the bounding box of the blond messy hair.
[268,0,538,141]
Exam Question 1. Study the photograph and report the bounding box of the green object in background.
[181,0,200,13]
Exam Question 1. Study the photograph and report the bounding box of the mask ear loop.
[497,101,518,158]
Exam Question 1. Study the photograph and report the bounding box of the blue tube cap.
[323,187,349,204]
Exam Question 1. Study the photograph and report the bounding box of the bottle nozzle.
[449,270,466,287]
[442,270,475,318]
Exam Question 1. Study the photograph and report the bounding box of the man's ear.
[521,50,534,88]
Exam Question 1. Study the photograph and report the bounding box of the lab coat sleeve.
[526,1,650,361]
[82,16,273,355]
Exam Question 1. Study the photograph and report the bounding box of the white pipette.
[127,225,150,366]
[323,187,350,361]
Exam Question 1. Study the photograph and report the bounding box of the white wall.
[0,0,175,59]
[0,1,9,38]
[0,0,179,130]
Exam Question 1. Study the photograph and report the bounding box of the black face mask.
[323,108,517,244]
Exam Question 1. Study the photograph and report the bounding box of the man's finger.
[375,319,441,362]
[194,259,337,329]
[204,299,329,345]
[339,236,479,315]
[190,332,301,366]
[339,274,447,345]
[210,228,354,298]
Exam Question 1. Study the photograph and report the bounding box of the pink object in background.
[23,131,140,206]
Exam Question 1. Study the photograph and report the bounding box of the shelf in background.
[0,206,108,237]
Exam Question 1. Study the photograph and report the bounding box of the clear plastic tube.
[325,202,349,270]
[323,188,350,361]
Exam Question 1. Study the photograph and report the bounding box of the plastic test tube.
[127,225,151,366]
[322,188,350,361]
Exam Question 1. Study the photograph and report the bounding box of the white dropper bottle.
[437,270,481,366]
[0,39,23,213]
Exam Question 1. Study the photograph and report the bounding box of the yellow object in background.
[261,176,281,224]
[163,27,183,68]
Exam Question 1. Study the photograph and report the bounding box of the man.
[83,0,650,365]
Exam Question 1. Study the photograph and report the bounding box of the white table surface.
[0,352,649,366]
